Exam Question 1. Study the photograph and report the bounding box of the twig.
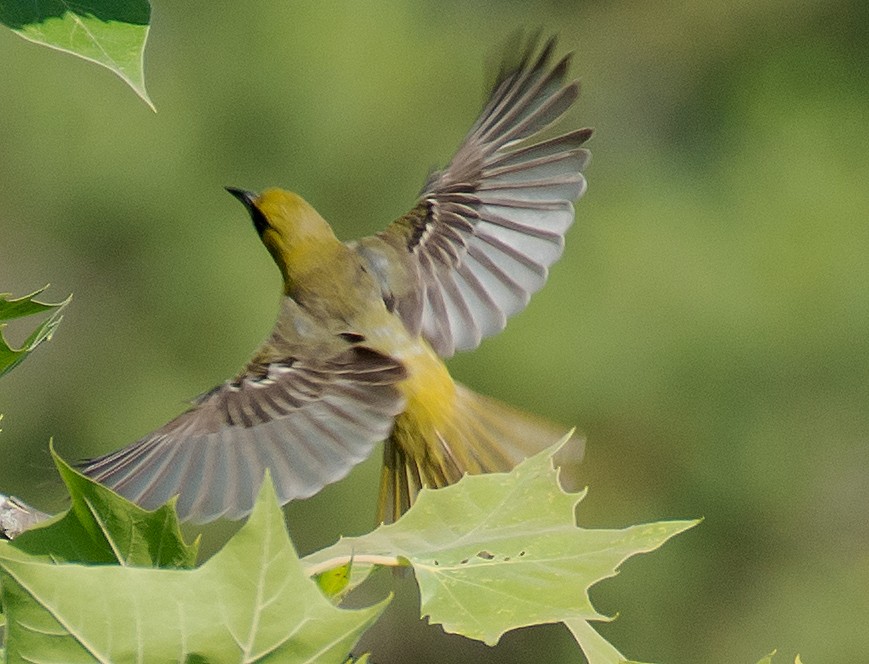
[0,494,50,539]
[304,554,406,577]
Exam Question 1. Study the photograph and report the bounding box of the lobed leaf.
[2,443,197,566]
[304,439,697,647]
[0,476,387,663]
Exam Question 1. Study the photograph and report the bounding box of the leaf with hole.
[304,439,697,649]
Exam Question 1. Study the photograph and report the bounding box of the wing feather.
[353,36,591,356]
[79,346,406,523]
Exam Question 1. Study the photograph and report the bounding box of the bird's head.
[226,187,338,289]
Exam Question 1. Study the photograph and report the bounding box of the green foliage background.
[1,1,867,662]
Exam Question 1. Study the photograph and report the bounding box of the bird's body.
[81,38,592,523]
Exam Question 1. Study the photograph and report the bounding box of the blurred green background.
[2,1,868,662]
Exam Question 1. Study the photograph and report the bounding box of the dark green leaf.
[0,287,70,378]
[3,443,197,567]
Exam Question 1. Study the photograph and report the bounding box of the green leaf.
[316,558,353,601]
[345,655,371,664]
[0,287,70,378]
[2,442,197,566]
[304,441,697,648]
[0,0,153,110]
[0,475,388,663]
[565,618,651,664]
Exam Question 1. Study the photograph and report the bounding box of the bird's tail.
[377,382,581,522]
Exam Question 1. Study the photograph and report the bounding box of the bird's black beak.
[225,187,269,235]
[225,187,257,208]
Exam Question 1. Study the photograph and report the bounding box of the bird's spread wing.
[80,346,406,523]
[352,37,591,357]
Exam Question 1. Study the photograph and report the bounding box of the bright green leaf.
[2,442,197,567]
[304,440,697,647]
[0,287,70,378]
[0,476,388,663]
[0,0,153,110]
[316,558,353,601]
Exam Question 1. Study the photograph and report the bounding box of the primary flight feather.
[81,37,592,524]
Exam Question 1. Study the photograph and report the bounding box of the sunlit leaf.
[304,440,697,647]
[0,287,70,378]
[0,476,387,663]
[316,558,353,601]
[0,0,154,110]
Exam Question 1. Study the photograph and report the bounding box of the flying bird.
[81,38,592,524]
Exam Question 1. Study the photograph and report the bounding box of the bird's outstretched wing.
[80,346,406,523]
[352,37,591,357]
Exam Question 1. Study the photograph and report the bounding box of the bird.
[80,37,592,524]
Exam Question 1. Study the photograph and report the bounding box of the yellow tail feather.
[377,382,581,523]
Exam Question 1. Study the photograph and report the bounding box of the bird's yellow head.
[227,187,339,291]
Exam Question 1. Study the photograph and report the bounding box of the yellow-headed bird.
[81,38,592,524]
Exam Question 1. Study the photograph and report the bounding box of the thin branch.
[0,494,51,539]
[304,554,406,578]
